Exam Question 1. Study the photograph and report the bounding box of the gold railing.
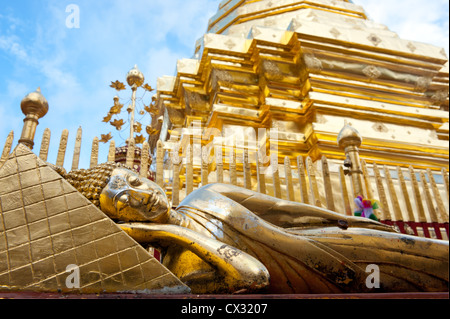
[2,126,448,240]
[152,138,449,240]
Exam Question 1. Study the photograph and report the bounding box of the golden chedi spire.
[155,0,448,171]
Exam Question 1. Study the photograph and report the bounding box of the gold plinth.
[0,144,189,294]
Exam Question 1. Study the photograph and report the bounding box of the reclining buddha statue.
[52,162,449,294]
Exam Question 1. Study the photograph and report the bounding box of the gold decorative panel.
[0,144,189,294]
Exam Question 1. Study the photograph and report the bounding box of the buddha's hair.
[49,162,132,208]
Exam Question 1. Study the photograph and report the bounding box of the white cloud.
[353,0,449,56]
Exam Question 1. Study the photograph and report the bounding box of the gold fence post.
[339,165,352,215]
[0,131,14,167]
[306,156,321,207]
[384,165,403,221]
[397,166,415,222]
[272,153,282,199]
[284,156,295,202]
[297,156,309,204]
[373,162,390,220]
[89,136,99,169]
[229,147,237,186]
[39,128,51,162]
[243,149,251,190]
[56,129,69,167]
[140,141,150,178]
[256,152,266,194]
[321,155,335,211]
[71,127,82,171]
[215,145,223,184]
[427,168,448,223]
[172,152,181,206]
[409,166,427,223]
[420,171,437,223]
[442,168,449,200]
[337,122,364,199]
[186,144,194,195]
[108,140,116,162]
[201,145,209,186]
[126,137,136,169]
[156,140,164,188]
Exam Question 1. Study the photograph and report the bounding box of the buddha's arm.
[196,183,394,232]
[119,222,270,293]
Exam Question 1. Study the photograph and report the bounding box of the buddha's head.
[57,162,170,222]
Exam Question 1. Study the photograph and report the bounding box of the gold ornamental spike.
[243,149,251,190]
[71,127,82,171]
[229,147,237,186]
[360,160,374,200]
[397,166,415,222]
[201,146,209,186]
[172,157,181,206]
[420,171,438,223]
[140,141,150,178]
[38,128,51,162]
[256,152,266,195]
[409,166,427,223]
[0,130,14,167]
[107,140,116,162]
[271,153,281,199]
[384,165,403,221]
[427,168,448,223]
[339,166,352,216]
[372,163,390,220]
[156,140,164,188]
[0,144,189,294]
[185,144,194,195]
[126,137,136,169]
[442,168,449,200]
[321,155,334,211]
[306,156,321,207]
[284,156,294,202]
[296,156,309,204]
[56,129,69,167]
[215,145,223,184]
[90,136,99,169]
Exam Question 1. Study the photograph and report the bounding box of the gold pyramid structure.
[0,144,189,294]
[151,0,448,170]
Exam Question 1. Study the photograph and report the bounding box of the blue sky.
[0,0,449,170]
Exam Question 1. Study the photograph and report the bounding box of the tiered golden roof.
[151,0,449,170]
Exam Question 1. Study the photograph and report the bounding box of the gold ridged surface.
[0,144,189,294]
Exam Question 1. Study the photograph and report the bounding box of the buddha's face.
[100,167,170,222]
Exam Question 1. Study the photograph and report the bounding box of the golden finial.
[20,87,49,119]
[126,64,145,88]
[337,121,362,149]
[18,87,49,149]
